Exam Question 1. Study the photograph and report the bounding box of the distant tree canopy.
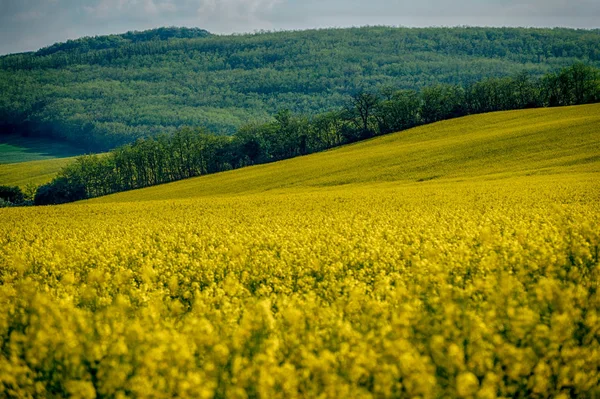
[33,27,212,57]
[1,26,599,151]
[32,63,600,206]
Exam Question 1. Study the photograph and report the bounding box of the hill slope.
[0,134,86,164]
[1,26,599,150]
[91,103,600,203]
[0,157,77,188]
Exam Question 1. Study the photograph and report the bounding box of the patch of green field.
[93,103,600,203]
[0,134,86,164]
[0,157,76,188]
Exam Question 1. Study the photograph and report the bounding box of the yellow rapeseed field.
[1,105,599,398]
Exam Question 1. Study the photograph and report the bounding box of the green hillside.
[1,26,599,150]
[0,157,77,188]
[0,134,86,164]
[91,103,600,203]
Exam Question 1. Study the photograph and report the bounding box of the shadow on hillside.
[0,133,87,164]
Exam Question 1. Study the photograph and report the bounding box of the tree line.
[4,62,590,206]
[1,27,599,151]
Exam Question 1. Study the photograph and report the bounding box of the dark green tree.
[0,186,25,205]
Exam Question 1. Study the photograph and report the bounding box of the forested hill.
[31,27,212,58]
[1,26,599,151]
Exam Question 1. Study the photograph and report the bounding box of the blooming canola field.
[1,105,600,398]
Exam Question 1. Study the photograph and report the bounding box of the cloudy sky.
[1,0,599,55]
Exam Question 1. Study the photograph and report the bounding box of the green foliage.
[1,27,599,150]
[34,178,87,205]
[375,89,421,133]
[0,185,24,205]
[42,129,235,199]
[22,183,37,202]
[541,63,600,106]
[35,27,211,57]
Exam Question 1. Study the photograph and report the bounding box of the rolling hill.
[1,26,599,151]
[0,157,78,188]
[89,103,600,203]
[3,104,598,194]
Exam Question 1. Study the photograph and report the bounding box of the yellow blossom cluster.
[0,177,599,398]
